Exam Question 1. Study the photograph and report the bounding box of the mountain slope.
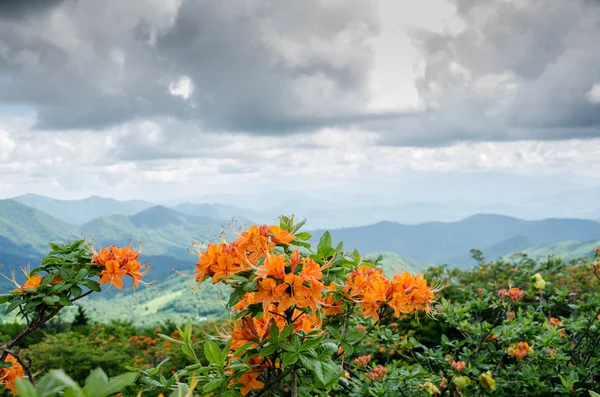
[312,214,600,267]
[12,194,154,224]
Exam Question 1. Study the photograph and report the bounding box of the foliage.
[2,215,600,397]
[339,251,600,396]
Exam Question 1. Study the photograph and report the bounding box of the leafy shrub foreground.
[1,217,599,396]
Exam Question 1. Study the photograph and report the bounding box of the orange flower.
[93,245,147,289]
[276,274,307,312]
[365,365,388,382]
[548,317,564,328]
[0,355,25,393]
[210,253,241,283]
[322,283,344,316]
[450,360,466,372]
[268,225,295,245]
[255,278,283,314]
[300,258,323,282]
[237,371,264,396]
[353,355,371,368]
[12,274,42,294]
[99,260,128,289]
[233,292,256,312]
[255,254,287,280]
[508,341,533,360]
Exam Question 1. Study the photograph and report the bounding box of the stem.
[249,369,290,397]
[291,365,298,397]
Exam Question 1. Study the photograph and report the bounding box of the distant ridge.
[310,213,600,267]
[12,193,155,224]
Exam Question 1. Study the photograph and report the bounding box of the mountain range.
[2,193,600,323]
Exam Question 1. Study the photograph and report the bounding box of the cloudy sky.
[1,0,600,204]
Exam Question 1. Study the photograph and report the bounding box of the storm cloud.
[1,0,599,146]
[0,0,382,133]
[375,0,600,146]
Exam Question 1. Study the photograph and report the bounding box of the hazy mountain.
[312,214,600,268]
[12,194,154,224]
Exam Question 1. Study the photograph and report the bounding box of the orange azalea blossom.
[548,317,564,328]
[498,287,525,301]
[450,360,466,372]
[353,355,371,368]
[236,371,264,396]
[233,292,256,312]
[508,341,533,360]
[344,266,435,320]
[255,278,283,315]
[255,254,287,280]
[322,282,344,316]
[99,260,128,290]
[292,310,322,334]
[0,355,25,393]
[93,245,147,289]
[365,365,388,382]
[299,258,323,282]
[268,225,296,245]
[12,274,42,294]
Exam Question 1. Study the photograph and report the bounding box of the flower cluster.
[450,360,466,372]
[365,365,388,382]
[498,287,525,302]
[0,355,25,393]
[192,220,437,396]
[195,225,294,284]
[508,341,533,360]
[343,266,435,320]
[353,355,371,368]
[92,245,148,289]
[12,273,42,294]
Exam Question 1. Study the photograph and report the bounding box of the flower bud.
[453,376,471,388]
[479,371,496,390]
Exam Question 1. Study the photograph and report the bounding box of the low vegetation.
[1,217,599,396]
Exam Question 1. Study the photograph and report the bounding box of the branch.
[249,369,290,397]
[0,348,34,383]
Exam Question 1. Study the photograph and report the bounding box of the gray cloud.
[0,0,381,133]
[0,0,65,19]
[375,0,600,146]
[1,0,599,149]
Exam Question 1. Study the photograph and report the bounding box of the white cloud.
[168,76,194,100]
[586,83,600,104]
[0,130,16,161]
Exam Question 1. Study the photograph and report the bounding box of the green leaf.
[48,370,84,397]
[158,334,183,345]
[204,341,222,366]
[589,391,600,397]
[280,324,294,341]
[83,368,109,397]
[233,342,256,357]
[70,286,83,299]
[15,378,38,397]
[43,295,61,306]
[318,231,332,253]
[103,372,139,395]
[81,279,101,292]
[0,294,10,304]
[282,352,300,367]
[36,372,68,397]
[320,361,342,387]
[203,379,223,393]
[227,288,247,308]
[269,322,280,341]
[312,361,324,385]
[4,298,22,315]
[259,344,277,357]
[295,232,312,241]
